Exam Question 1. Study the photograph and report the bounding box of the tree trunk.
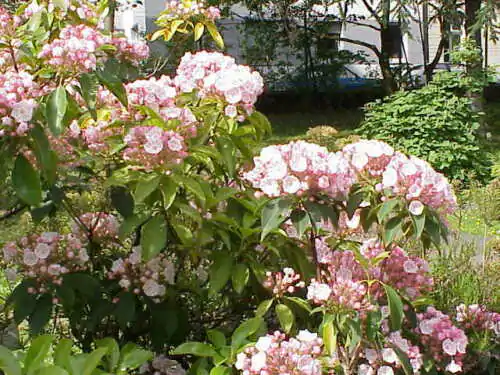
[380,26,398,94]
[105,0,116,33]
[465,0,482,47]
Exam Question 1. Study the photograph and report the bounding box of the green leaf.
[283,296,312,313]
[346,191,364,219]
[54,339,73,370]
[210,367,231,375]
[177,175,206,207]
[12,155,42,206]
[34,366,69,375]
[383,284,404,331]
[231,264,250,294]
[110,186,134,218]
[160,176,178,210]
[290,209,310,238]
[24,335,53,375]
[303,201,338,228]
[172,342,218,358]
[384,216,404,244]
[216,136,236,178]
[377,199,399,223]
[96,69,128,107]
[46,86,68,135]
[96,338,120,372]
[392,346,413,375]
[29,296,53,335]
[231,317,264,350]
[141,215,167,260]
[79,73,99,120]
[194,22,205,41]
[0,346,22,375]
[118,343,152,372]
[261,198,292,240]
[63,274,100,299]
[85,348,109,375]
[412,212,426,239]
[114,292,136,328]
[322,315,337,356]
[209,252,233,294]
[172,223,193,244]
[207,330,226,349]
[275,304,294,334]
[205,22,224,48]
[31,125,57,185]
[255,299,273,317]
[134,175,161,203]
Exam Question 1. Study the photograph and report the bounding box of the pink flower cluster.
[342,140,394,177]
[235,330,323,375]
[0,70,39,137]
[161,0,221,20]
[455,304,500,337]
[69,119,122,153]
[108,247,176,303]
[381,152,457,215]
[175,51,264,120]
[361,331,423,375]
[0,6,20,39]
[243,141,356,198]
[71,212,120,244]
[262,268,305,297]
[246,140,457,216]
[123,126,188,171]
[111,37,150,65]
[2,232,89,293]
[307,250,370,311]
[39,24,110,72]
[39,25,149,73]
[307,239,433,310]
[362,239,433,300]
[416,306,468,373]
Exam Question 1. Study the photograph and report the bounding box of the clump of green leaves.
[358,42,492,183]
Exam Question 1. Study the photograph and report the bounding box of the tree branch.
[0,204,27,221]
[338,36,381,57]
[360,0,382,24]
[344,19,381,31]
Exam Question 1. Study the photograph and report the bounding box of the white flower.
[23,250,38,266]
[250,351,266,372]
[307,282,331,301]
[5,268,17,282]
[382,168,398,187]
[34,243,51,259]
[11,100,36,123]
[167,137,183,152]
[144,140,163,154]
[377,365,394,375]
[143,279,160,297]
[382,348,398,364]
[442,338,457,356]
[119,279,131,289]
[408,200,424,216]
[255,336,273,351]
[41,232,59,242]
[282,175,301,194]
[358,364,374,375]
[235,352,247,370]
[365,348,378,364]
[297,330,318,342]
[419,319,435,335]
[403,260,418,274]
[445,360,462,373]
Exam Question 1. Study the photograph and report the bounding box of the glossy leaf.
[79,73,99,120]
[275,304,294,333]
[141,215,167,260]
[160,176,178,210]
[207,330,226,349]
[194,22,205,41]
[34,366,69,375]
[118,343,152,372]
[377,199,399,223]
[96,69,128,107]
[209,252,233,294]
[24,335,53,375]
[172,342,218,358]
[110,186,134,218]
[384,284,404,331]
[0,346,22,375]
[12,155,42,206]
[261,198,292,240]
[134,175,161,203]
[205,21,224,48]
[231,264,250,294]
[54,339,73,370]
[255,299,273,317]
[46,86,68,135]
[231,317,264,350]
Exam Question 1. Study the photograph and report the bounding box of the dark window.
[387,23,402,59]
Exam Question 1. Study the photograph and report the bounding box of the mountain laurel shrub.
[358,72,491,183]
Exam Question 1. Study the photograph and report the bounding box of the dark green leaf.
[346,191,364,219]
[110,186,134,218]
[29,296,53,335]
[275,304,294,333]
[290,209,310,238]
[31,125,57,185]
[261,198,292,240]
[377,199,399,223]
[12,155,42,206]
[172,342,218,358]
[384,284,404,331]
[141,215,167,260]
[46,86,68,135]
[207,330,226,349]
[134,175,161,203]
[114,292,136,328]
[216,136,236,178]
[231,317,264,350]
[79,73,99,120]
[160,176,178,210]
[209,252,233,294]
[231,264,250,294]
[96,69,128,107]
[384,216,404,244]
[255,299,273,317]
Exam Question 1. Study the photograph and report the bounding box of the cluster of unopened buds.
[160,0,221,20]
[0,7,21,40]
[262,268,305,297]
[307,239,433,311]
[235,330,323,375]
[108,247,176,302]
[175,51,264,121]
[139,355,186,375]
[416,306,468,373]
[123,126,188,171]
[71,212,120,244]
[243,141,356,198]
[455,304,500,337]
[2,232,89,294]
[245,140,457,216]
[0,70,39,137]
[360,331,423,375]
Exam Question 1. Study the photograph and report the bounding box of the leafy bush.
[0,2,498,375]
[358,73,492,183]
[304,126,339,150]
